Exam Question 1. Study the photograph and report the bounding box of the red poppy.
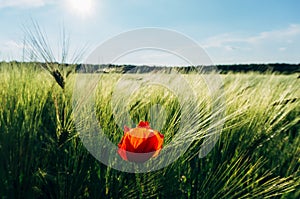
[118,121,164,163]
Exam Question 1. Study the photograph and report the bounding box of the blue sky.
[0,0,299,65]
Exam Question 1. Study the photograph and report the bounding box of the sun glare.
[66,0,95,18]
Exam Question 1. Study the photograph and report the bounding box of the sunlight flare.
[65,0,95,18]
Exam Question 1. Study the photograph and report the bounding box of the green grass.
[0,62,299,198]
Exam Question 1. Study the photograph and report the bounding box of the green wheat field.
[0,62,299,198]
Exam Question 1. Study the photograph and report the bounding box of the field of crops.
[0,63,299,198]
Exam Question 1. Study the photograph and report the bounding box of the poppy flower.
[118,121,164,163]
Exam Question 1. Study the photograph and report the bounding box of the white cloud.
[200,24,300,64]
[0,40,23,60]
[278,47,286,52]
[246,24,300,44]
[3,40,24,49]
[202,24,300,50]
[0,0,58,8]
[201,33,241,49]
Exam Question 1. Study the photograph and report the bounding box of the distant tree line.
[1,61,299,74]
[215,63,300,74]
[76,63,300,74]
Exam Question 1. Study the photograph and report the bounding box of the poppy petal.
[118,121,164,162]
[135,132,163,153]
[127,151,156,163]
[137,121,150,128]
[124,125,130,133]
[117,148,128,161]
